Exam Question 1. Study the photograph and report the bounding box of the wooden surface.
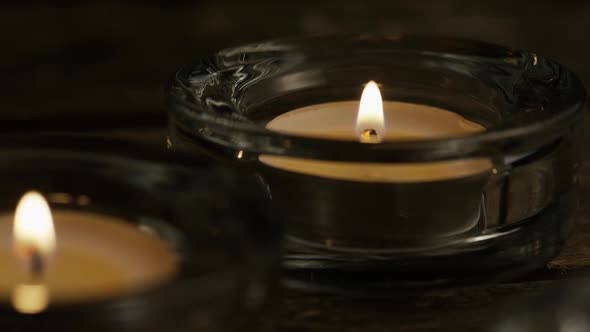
[4,2,590,331]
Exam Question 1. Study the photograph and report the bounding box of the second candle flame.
[13,191,56,276]
[356,81,385,143]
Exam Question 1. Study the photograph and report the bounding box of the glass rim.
[169,35,587,162]
[0,134,208,168]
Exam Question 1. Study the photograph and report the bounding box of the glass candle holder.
[168,35,586,293]
[0,136,281,331]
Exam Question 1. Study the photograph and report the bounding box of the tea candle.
[260,81,492,182]
[0,192,178,313]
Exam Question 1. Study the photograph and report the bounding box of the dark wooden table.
[4,1,590,331]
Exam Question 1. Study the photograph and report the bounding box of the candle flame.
[13,192,56,268]
[356,81,385,143]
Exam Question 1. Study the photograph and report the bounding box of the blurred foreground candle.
[260,81,492,182]
[0,191,177,313]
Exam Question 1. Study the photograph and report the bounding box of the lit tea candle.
[0,191,178,313]
[260,81,492,182]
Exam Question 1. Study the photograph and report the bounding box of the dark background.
[4,1,590,123]
[4,1,590,331]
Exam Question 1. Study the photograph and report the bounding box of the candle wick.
[359,128,382,144]
[29,251,45,281]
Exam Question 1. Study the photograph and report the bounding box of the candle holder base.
[282,190,575,295]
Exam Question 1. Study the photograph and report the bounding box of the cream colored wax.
[0,210,178,304]
[260,101,492,182]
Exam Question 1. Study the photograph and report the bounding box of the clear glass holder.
[168,35,586,294]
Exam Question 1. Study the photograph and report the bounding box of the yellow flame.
[11,284,50,314]
[356,81,385,143]
[13,192,56,261]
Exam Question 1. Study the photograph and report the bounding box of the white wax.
[260,101,492,182]
[0,210,178,304]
